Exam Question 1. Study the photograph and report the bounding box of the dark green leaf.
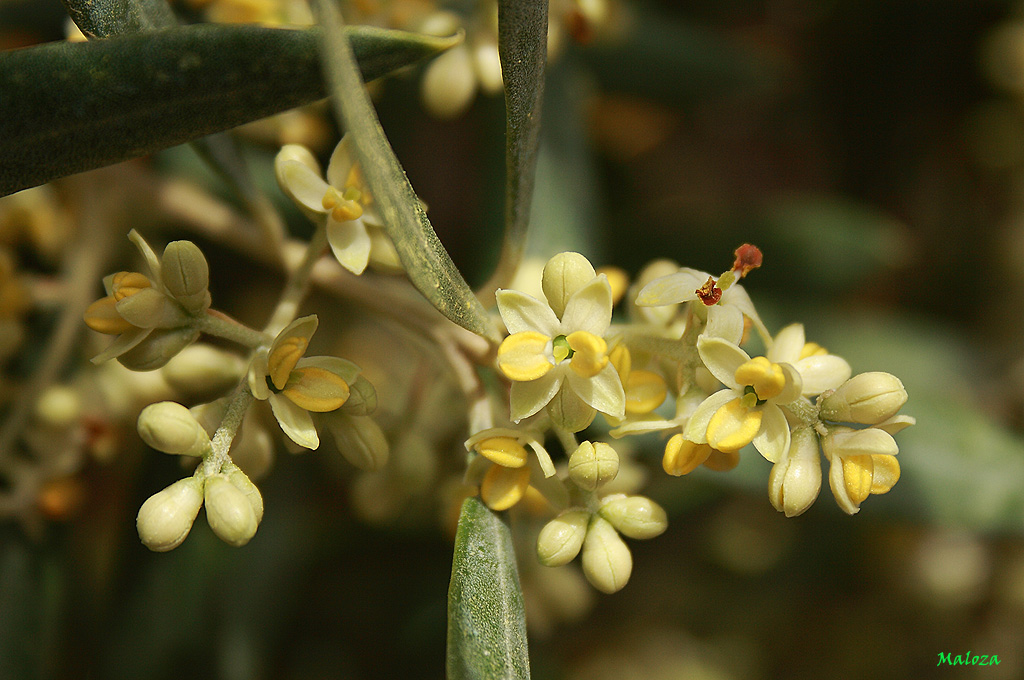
[313,0,499,342]
[475,0,548,303]
[60,0,176,38]
[0,24,459,197]
[446,497,530,680]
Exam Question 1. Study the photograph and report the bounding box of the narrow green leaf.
[312,0,499,343]
[60,0,175,37]
[475,0,548,304]
[447,497,530,680]
[0,24,459,197]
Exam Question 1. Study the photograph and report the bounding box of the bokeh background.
[4,0,1024,678]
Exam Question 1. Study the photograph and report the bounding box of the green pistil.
[742,384,767,407]
[552,335,575,363]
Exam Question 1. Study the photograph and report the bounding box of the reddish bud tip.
[733,244,763,277]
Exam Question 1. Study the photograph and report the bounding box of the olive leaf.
[447,497,531,680]
[0,24,460,197]
[313,0,499,342]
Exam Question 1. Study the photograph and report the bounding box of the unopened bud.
[162,344,245,402]
[421,43,477,120]
[541,252,597,318]
[568,441,618,491]
[581,516,632,594]
[338,375,378,415]
[161,241,211,314]
[137,477,204,552]
[819,372,908,424]
[225,467,264,524]
[768,426,821,517]
[204,474,258,547]
[598,495,667,539]
[325,413,390,472]
[138,401,211,456]
[536,510,590,567]
[117,327,200,371]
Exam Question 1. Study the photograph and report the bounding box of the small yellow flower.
[464,428,555,511]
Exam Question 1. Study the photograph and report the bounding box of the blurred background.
[4,0,1024,678]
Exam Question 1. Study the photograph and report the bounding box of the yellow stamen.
[663,434,711,476]
[625,369,667,414]
[268,336,308,390]
[734,356,786,401]
[497,331,553,381]
[842,455,873,505]
[480,464,531,511]
[331,200,363,222]
[608,344,631,379]
[869,455,900,494]
[799,342,828,359]
[111,271,151,301]
[703,448,740,471]
[281,366,350,412]
[476,436,529,469]
[566,331,608,378]
[84,296,134,335]
[706,398,763,452]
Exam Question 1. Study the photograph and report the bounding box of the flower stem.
[263,219,330,337]
[199,382,254,478]
[194,309,271,349]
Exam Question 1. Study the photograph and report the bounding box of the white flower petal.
[275,144,321,177]
[295,355,361,385]
[128,229,163,283]
[697,336,750,390]
[752,404,791,463]
[567,362,625,418]
[795,355,851,396]
[720,283,770,345]
[269,393,319,449]
[326,135,356,189]
[635,269,704,306]
[90,326,152,364]
[247,351,271,400]
[327,218,371,275]
[775,363,804,403]
[705,304,743,344]
[683,389,736,444]
[560,275,613,335]
[767,323,805,364]
[608,418,678,438]
[496,289,560,336]
[874,415,916,436]
[277,160,331,213]
[509,372,562,422]
[272,315,318,357]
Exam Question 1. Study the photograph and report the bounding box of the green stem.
[263,219,330,337]
[783,396,819,427]
[193,310,271,348]
[199,382,254,478]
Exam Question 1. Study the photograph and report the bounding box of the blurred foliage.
[4,0,1024,679]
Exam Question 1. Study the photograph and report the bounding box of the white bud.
[598,495,667,539]
[160,241,211,314]
[421,43,477,120]
[225,467,264,525]
[34,385,81,429]
[541,252,597,318]
[136,477,204,552]
[162,344,245,402]
[114,287,188,330]
[568,441,619,491]
[325,413,390,472]
[536,510,590,567]
[822,426,899,460]
[819,372,908,424]
[137,401,211,456]
[768,427,822,517]
[204,474,258,547]
[581,516,632,594]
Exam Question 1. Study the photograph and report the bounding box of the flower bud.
[421,43,477,120]
[162,344,245,402]
[136,477,204,552]
[137,401,212,456]
[536,510,590,567]
[819,372,908,424]
[34,385,81,429]
[542,252,597,318]
[204,474,258,547]
[225,467,264,524]
[768,426,822,517]
[115,287,188,329]
[117,327,200,371]
[581,516,632,594]
[822,426,899,460]
[568,441,618,491]
[598,495,667,539]
[547,387,596,433]
[324,413,390,472]
[161,241,211,314]
[338,375,378,415]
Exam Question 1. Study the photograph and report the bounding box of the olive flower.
[495,253,625,432]
[248,315,361,450]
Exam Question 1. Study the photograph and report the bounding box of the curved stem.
[199,381,254,478]
[193,309,271,349]
[263,219,330,337]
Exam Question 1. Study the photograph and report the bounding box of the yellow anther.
[497,331,553,382]
[663,434,711,476]
[480,464,531,511]
[799,342,828,359]
[111,271,151,301]
[870,455,900,494]
[281,366,350,412]
[331,200,363,222]
[734,356,786,401]
[322,187,341,211]
[83,296,134,335]
[703,448,740,471]
[707,398,763,452]
[476,436,529,469]
[567,331,608,378]
[609,344,631,379]
[268,336,308,390]
[625,369,667,415]
[842,455,873,505]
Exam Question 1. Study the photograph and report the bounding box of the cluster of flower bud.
[536,441,667,593]
[84,231,211,371]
